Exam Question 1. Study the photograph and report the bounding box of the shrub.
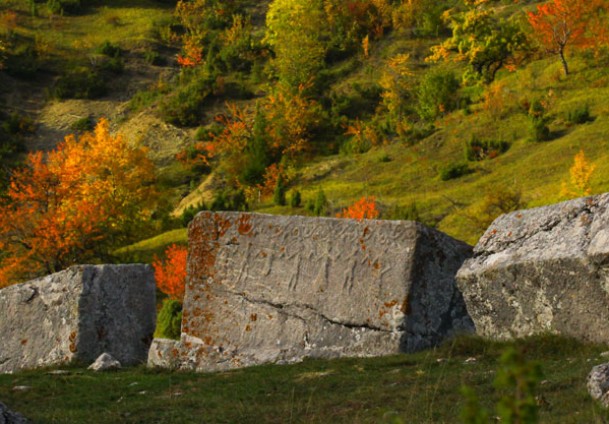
[153,244,188,301]
[96,41,121,58]
[181,202,207,227]
[52,68,107,99]
[417,68,460,121]
[159,74,214,127]
[566,104,592,125]
[47,0,82,15]
[465,137,510,161]
[154,298,183,340]
[273,174,287,206]
[210,188,248,211]
[70,116,94,132]
[290,190,302,208]
[440,162,473,181]
[530,117,551,142]
[144,50,166,66]
[306,190,328,216]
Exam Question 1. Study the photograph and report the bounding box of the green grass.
[1,335,608,423]
[2,0,174,73]
[114,228,187,263]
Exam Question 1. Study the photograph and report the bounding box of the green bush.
[290,190,302,208]
[159,74,214,127]
[144,50,166,66]
[52,67,107,99]
[154,298,183,340]
[311,189,327,216]
[181,202,207,227]
[96,41,121,58]
[47,0,82,15]
[440,162,473,181]
[417,68,460,121]
[210,188,248,211]
[70,116,94,132]
[530,117,551,142]
[465,137,510,161]
[566,104,592,125]
[273,174,287,206]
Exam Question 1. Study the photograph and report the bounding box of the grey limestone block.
[457,193,609,342]
[155,212,473,372]
[0,264,156,374]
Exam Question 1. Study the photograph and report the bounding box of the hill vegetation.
[1,0,609,269]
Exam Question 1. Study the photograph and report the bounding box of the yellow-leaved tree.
[560,149,596,198]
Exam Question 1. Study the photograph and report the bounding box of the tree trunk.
[559,47,569,76]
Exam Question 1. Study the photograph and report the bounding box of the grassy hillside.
[1,335,608,423]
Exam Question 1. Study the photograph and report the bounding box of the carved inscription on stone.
[156,212,473,372]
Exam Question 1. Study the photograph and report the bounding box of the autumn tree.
[0,119,156,286]
[527,0,603,76]
[337,196,380,220]
[153,244,188,301]
[266,0,326,88]
[428,0,526,83]
[560,149,596,198]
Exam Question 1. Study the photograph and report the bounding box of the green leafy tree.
[265,0,326,88]
[428,1,527,83]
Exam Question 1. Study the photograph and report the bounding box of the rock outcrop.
[0,402,28,424]
[457,194,609,342]
[148,212,473,371]
[0,265,155,374]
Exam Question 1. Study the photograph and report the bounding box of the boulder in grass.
[588,363,609,408]
[457,193,609,342]
[149,212,473,372]
[88,353,121,372]
[0,265,156,374]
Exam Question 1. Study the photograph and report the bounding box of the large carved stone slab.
[457,193,609,342]
[149,212,473,371]
[0,265,155,374]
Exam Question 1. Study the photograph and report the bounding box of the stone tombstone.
[0,264,156,374]
[457,193,609,342]
[148,212,473,372]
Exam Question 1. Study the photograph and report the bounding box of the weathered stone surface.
[0,401,28,424]
[457,194,609,342]
[88,353,121,372]
[0,265,155,374]
[147,339,182,369]
[154,212,473,372]
[588,363,609,407]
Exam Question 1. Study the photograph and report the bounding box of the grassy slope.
[1,335,609,423]
[3,0,173,62]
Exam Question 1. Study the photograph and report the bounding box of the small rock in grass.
[88,353,121,372]
[11,386,31,392]
[587,363,609,407]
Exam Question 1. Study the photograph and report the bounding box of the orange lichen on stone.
[384,300,398,308]
[250,313,258,322]
[401,296,411,315]
[238,214,253,235]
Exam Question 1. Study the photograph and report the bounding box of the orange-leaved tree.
[153,244,188,301]
[527,0,603,76]
[337,196,380,221]
[0,118,156,287]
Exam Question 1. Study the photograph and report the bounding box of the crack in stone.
[218,288,391,333]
